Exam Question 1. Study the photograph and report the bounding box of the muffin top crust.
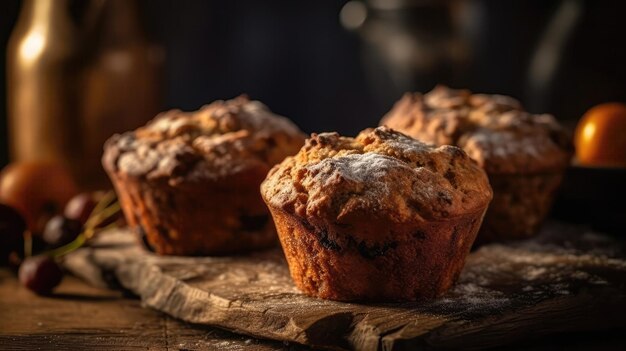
[261,127,492,223]
[103,96,305,184]
[380,85,572,174]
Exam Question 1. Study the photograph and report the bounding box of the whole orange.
[0,162,78,233]
[574,102,626,167]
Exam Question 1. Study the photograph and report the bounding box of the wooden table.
[1,274,625,351]
[1,270,625,351]
[2,219,626,351]
[0,268,308,350]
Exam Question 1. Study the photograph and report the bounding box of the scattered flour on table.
[422,222,626,317]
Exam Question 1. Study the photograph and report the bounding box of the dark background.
[2,0,626,168]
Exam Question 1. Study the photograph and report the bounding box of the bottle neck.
[12,0,76,63]
[89,0,146,46]
[19,0,73,31]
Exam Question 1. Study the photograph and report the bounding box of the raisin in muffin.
[102,96,305,255]
[381,86,572,243]
[261,127,492,301]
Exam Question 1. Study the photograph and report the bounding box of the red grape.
[64,193,97,225]
[18,255,63,295]
[42,215,82,248]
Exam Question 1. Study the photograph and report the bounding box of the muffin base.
[108,169,277,256]
[268,207,486,302]
[477,172,564,244]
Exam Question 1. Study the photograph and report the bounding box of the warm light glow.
[340,1,367,30]
[581,121,596,144]
[105,51,133,73]
[20,32,45,63]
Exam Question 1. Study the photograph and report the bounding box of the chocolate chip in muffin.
[355,240,398,260]
[319,230,342,252]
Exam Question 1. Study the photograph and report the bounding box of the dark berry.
[64,193,97,225]
[42,215,82,248]
[31,235,47,255]
[0,203,26,265]
[18,255,63,295]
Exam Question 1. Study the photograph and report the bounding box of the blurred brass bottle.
[6,0,80,172]
[79,0,164,189]
[7,0,164,190]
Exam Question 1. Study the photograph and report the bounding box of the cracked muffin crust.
[261,127,492,301]
[381,86,572,242]
[103,96,306,255]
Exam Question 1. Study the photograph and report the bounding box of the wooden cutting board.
[63,221,626,350]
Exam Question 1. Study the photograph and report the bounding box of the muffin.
[261,127,492,301]
[102,96,306,255]
[381,86,572,243]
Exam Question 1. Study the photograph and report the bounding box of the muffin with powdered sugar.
[381,86,572,242]
[103,96,305,255]
[261,126,492,301]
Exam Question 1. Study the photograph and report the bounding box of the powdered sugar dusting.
[463,129,542,160]
[412,221,626,318]
[142,97,300,139]
[382,85,570,173]
[370,130,434,155]
[240,100,304,136]
[308,152,406,184]
[107,96,304,179]
[304,152,408,202]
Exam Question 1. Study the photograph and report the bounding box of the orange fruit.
[0,162,78,233]
[574,102,626,167]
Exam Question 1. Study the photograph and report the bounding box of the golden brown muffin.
[102,96,306,255]
[381,86,572,243]
[261,127,492,301]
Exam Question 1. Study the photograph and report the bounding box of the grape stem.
[48,191,121,259]
[49,233,87,258]
[23,230,33,258]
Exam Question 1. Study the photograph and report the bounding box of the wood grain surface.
[0,269,308,350]
[61,221,626,350]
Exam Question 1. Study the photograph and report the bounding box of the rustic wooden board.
[62,221,626,350]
